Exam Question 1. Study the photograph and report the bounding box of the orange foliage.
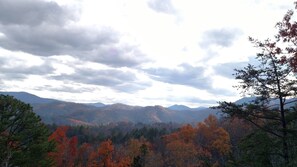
[163,124,196,144]
[47,116,231,167]
[77,143,93,167]
[49,131,134,167]
[196,115,231,156]
[98,139,114,167]
[165,140,198,167]
[163,115,231,166]
[124,138,151,159]
[221,117,253,143]
[48,126,78,167]
[88,139,114,167]
[113,157,131,167]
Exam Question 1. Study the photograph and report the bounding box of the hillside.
[0,92,218,125]
[4,91,296,126]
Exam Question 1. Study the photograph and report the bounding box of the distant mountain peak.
[234,96,257,105]
[107,103,136,110]
[168,104,191,111]
[110,103,131,107]
[154,105,166,109]
[84,102,105,108]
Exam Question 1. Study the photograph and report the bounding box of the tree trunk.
[279,96,289,164]
[272,55,289,164]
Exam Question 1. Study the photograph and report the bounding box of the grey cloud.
[213,57,259,79]
[200,28,242,48]
[90,44,149,67]
[145,64,212,90]
[0,0,76,26]
[51,68,150,93]
[0,80,8,90]
[0,57,55,80]
[185,97,217,104]
[0,73,25,80]
[0,0,148,67]
[167,96,216,105]
[114,82,151,93]
[145,64,236,96]
[208,87,237,97]
[0,24,116,56]
[148,0,176,14]
[34,85,95,93]
[213,62,245,79]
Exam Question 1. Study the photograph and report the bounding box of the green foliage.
[238,131,275,167]
[0,95,55,167]
[51,122,178,146]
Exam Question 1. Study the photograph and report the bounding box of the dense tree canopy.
[0,95,55,167]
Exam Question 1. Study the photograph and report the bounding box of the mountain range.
[0,91,219,125]
[1,91,296,126]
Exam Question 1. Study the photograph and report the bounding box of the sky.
[0,0,295,107]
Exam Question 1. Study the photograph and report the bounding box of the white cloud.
[0,0,295,107]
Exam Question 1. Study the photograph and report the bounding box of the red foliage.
[163,115,231,166]
[275,5,297,72]
[88,139,114,167]
[48,126,78,167]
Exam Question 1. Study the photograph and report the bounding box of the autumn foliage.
[48,126,78,167]
[46,115,233,167]
[88,139,114,167]
[163,115,231,166]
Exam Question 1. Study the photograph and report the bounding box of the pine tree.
[0,95,55,167]
[217,33,297,166]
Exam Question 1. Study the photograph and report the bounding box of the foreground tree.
[218,40,297,166]
[0,95,55,167]
[217,3,297,165]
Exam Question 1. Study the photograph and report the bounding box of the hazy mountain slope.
[0,91,58,104]
[168,104,191,111]
[0,92,229,125]
[234,96,297,109]
[84,102,105,108]
[32,101,98,125]
[32,101,219,125]
[67,104,218,125]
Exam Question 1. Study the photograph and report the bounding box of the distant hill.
[33,102,219,125]
[84,102,105,108]
[168,104,191,111]
[0,91,219,125]
[168,105,208,111]
[234,97,257,105]
[6,92,296,126]
[234,96,297,109]
[0,91,59,104]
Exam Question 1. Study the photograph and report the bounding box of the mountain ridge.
[0,91,220,125]
[1,92,296,126]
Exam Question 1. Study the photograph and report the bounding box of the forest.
[2,2,297,167]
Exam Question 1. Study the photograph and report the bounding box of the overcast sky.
[0,0,294,107]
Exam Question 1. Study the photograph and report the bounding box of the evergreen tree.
[0,95,55,167]
[217,34,297,166]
